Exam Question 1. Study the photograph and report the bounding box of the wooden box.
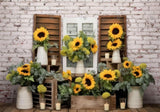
[33,79,57,109]
[71,95,116,110]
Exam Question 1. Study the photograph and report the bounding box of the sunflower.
[91,44,98,54]
[82,73,95,90]
[108,23,123,40]
[73,84,81,94]
[107,39,122,50]
[72,37,83,51]
[68,75,72,81]
[33,27,49,42]
[87,37,95,45]
[132,66,141,71]
[67,70,71,75]
[100,69,116,81]
[123,61,132,68]
[132,69,142,78]
[17,67,30,76]
[21,64,30,70]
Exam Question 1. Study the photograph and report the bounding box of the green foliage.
[97,62,108,73]
[6,62,34,87]
[58,83,73,102]
[113,60,155,94]
[61,31,97,62]
[7,61,64,92]
[33,39,58,51]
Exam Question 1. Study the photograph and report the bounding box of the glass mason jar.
[51,55,57,65]
[39,93,46,110]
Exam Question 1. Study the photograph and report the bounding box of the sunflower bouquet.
[6,62,34,87]
[107,23,124,50]
[33,27,56,51]
[6,61,58,92]
[71,68,120,97]
[61,31,98,62]
[113,58,155,93]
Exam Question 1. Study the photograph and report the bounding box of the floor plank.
[20,108,35,112]
[1,104,160,112]
[3,105,20,112]
[130,109,138,112]
[34,108,51,112]
[137,108,147,112]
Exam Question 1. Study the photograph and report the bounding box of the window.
[62,17,98,73]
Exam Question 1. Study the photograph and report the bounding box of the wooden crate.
[32,14,61,67]
[98,15,127,69]
[71,95,116,110]
[33,79,57,109]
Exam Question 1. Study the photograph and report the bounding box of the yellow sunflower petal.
[82,73,95,90]
[108,23,123,40]
[132,69,143,78]
[72,37,83,51]
[100,69,116,81]
[123,61,132,68]
[73,84,81,94]
[33,27,49,42]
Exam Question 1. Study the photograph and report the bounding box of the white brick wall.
[0,0,160,104]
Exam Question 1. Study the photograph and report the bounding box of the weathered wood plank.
[20,108,35,112]
[77,110,86,112]
[101,19,124,24]
[144,106,158,112]
[95,110,104,112]
[137,108,147,112]
[86,110,96,112]
[36,24,59,30]
[69,109,77,112]
[34,109,50,112]
[3,105,20,112]
[36,18,59,24]
[130,109,138,112]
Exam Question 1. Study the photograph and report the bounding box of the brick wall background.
[0,0,160,104]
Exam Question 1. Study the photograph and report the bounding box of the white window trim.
[62,17,98,73]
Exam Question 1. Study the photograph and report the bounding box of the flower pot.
[37,47,48,65]
[75,60,85,74]
[16,86,33,109]
[112,49,121,63]
[128,86,143,108]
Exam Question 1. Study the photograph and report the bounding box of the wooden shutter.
[32,14,61,65]
[98,15,127,63]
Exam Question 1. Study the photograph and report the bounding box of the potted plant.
[6,61,34,109]
[113,58,155,108]
[60,31,98,74]
[107,23,125,63]
[6,61,58,109]
[33,27,57,65]
[66,63,120,110]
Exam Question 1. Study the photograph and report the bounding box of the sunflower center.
[38,32,45,38]
[134,72,139,76]
[21,69,29,73]
[85,79,91,86]
[92,44,94,48]
[75,42,80,46]
[112,28,119,35]
[76,88,79,91]
[104,74,112,78]
[112,43,117,46]
[126,63,129,66]
[22,65,28,68]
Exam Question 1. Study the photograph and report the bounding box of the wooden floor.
[0,104,160,112]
